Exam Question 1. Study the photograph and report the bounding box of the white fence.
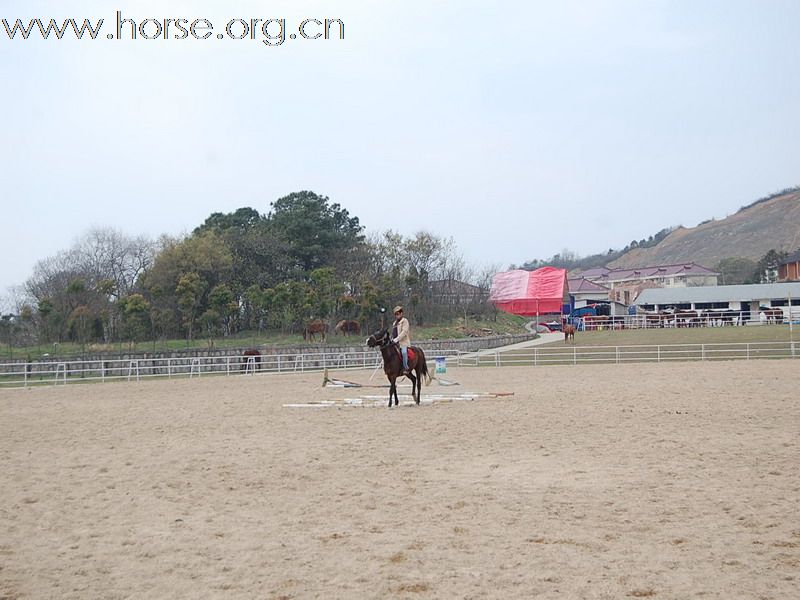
[1,342,798,389]
[0,349,462,389]
[462,341,799,367]
[575,309,799,330]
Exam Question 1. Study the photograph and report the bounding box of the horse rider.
[392,305,411,373]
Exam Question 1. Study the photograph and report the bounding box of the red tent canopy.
[489,267,569,316]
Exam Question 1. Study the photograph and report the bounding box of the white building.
[634,282,800,321]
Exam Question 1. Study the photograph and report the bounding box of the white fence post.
[127,360,140,382]
[55,363,67,385]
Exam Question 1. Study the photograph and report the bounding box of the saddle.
[394,345,416,363]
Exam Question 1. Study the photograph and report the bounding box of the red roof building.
[578,262,718,304]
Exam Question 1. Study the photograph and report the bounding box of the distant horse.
[303,319,328,342]
[762,307,784,324]
[241,349,261,373]
[366,329,431,408]
[334,319,361,337]
[563,324,576,343]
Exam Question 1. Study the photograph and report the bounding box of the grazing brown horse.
[334,319,361,336]
[303,319,328,342]
[563,324,576,343]
[241,349,261,373]
[366,329,431,407]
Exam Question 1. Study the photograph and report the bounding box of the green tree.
[243,285,269,332]
[208,283,237,337]
[194,207,264,235]
[308,267,345,318]
[176,272,207,342]
[715,257,758,285]
[199,308,221,346]
[268,280,314,332]
[268,191,364,273]
[139,231,233,339]
[751,249,788,283]
[37,299,54,344]
[66,278,89,314]
[95,279,118,343]
[67,305,94,354]
[0,314,15,358]
[118,293,151,349]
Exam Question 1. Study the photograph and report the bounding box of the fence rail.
[0,349,462,389]
[572,310,798,331]
[462,341,799,367]
[1,342,797,390]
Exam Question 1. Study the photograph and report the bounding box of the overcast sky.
[2,0,799,309]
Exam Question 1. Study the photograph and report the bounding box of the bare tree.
[70,227,156,297]
[23,228,155,344]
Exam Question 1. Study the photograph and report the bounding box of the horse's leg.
[407,372,418,404]
[394,372,401,406]
[391,376,401,407]
[388,376,394,408]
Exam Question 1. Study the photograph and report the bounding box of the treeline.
[519,228,676,272]
[1,191,495,350]
[737,185,800,214]
[716,249,798,285]
[517,236,795,287]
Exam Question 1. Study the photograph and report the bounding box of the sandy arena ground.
[1,360,799,599]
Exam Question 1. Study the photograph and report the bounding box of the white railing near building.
[576,308,799,330]
[459,341,798,367]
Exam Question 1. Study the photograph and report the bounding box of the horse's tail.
[419,349,432,386]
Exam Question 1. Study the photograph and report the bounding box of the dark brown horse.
[334,319,361,336]
[563,324,576,343]
[241,349,261,373]
[303,319,328,342]
[366,329,431,407]
[761,307,784,324]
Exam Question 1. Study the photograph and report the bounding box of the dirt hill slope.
[609,190,800,268]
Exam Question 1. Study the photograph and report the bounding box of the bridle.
[367,329,391,348]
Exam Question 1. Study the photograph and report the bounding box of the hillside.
[608,189,800,268]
